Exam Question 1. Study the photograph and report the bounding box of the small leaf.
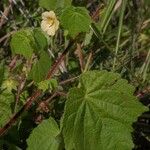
[29,51,51,83]
[27,117,62,150]
[37,79,58,92]
[60,6,91,37]
[10,29,36,59]
[1,78,18,92]
[62,70,148,150]
[0,91,14,127]
[33,28,49,52]
[39,0,72,10]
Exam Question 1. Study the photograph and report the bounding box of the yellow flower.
[41,11,59,36]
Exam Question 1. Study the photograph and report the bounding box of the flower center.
[47,17,54,27]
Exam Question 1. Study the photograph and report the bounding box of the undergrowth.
[0,0,150,150]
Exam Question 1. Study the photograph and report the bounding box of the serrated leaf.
[33,28,49,52]
[27,117,62,150]
[39,0,72,10]
[60,6,91,37]
[37,79,58,92]
[0,91,14,127]
[10,29,36,59]
[29,51,51,83]
[62,70,148,150]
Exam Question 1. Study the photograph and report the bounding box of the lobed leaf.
[62,70,148,150]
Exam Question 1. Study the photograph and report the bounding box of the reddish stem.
[0,40,74,136]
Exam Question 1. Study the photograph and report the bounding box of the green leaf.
[10,29,36,59]
[39,0,72,10]
[1,78,18,92]
[27,117,62,150]
[39,0,56,10]
[33,28,49,52]
[58,0,72,8]
[37,79,58,92]
[62,70,148,150]
[0,91,14,127]
[60,6,91,37]
[29,51,51,83]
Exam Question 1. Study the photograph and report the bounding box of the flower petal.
[54,20,59,30]
[47,26,56,36]
[48,11,56,18]
[42,11,50,20]
[41,20,49,32]
[42,11,56,20]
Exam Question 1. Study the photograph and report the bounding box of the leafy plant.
[25,71,147,150]
[62,71,147,150]
[0,0,149,149]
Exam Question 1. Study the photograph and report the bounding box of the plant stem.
[83,52,92,73]
[0,40,74,136]
[112,0,127,71]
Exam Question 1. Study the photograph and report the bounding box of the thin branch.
[59,76,79,85]
[0,40,74,136]
[46,40,74,79]
[74,43,84,72]
[83,51,93,73]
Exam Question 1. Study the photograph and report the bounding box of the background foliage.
[0,0,150,149]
